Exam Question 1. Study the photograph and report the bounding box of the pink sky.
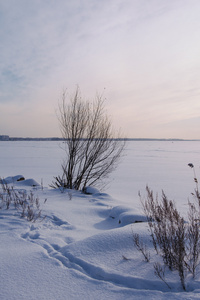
[1,0,200,139]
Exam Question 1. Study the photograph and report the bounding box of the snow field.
[1,141,200,299]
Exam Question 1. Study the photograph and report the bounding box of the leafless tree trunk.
[53,88,125,191]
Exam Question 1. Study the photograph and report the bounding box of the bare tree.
[52,88,125,191]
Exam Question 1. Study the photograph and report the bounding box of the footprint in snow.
[51,215,70,226]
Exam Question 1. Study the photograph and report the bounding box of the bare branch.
[52,87,125,190]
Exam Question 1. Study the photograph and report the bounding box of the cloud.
[1,0,200,137]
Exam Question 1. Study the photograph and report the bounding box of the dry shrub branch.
[51,88,125,191]
[135,164,200,291]
[0,179,45,222]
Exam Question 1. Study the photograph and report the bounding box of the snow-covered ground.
[0,141,200,299]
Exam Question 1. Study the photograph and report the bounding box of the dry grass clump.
[0,178,46,222]
[134,164,200,291]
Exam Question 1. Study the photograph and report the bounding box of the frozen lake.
[0,140,200,214]
[1,140,200,299]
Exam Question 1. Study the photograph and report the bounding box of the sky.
[1,0,200,139]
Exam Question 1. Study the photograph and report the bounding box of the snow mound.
[118,212,147,226]
[109,205,147,226]
[109,205,130,218]
[82,186,100,195]
[0,175,40,188]
[16,178,40,187]
[0,175,25,184]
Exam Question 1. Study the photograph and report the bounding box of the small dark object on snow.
[188,163,194,168]
[17,176,25,182]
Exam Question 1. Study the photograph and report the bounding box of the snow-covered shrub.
[0,178,45,222]
[137,174,200,291]
[141,187,186,290]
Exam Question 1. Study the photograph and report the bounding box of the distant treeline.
[0,135,62,141]
[0,135,200,142]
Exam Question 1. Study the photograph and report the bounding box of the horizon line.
[0,135,200,142]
